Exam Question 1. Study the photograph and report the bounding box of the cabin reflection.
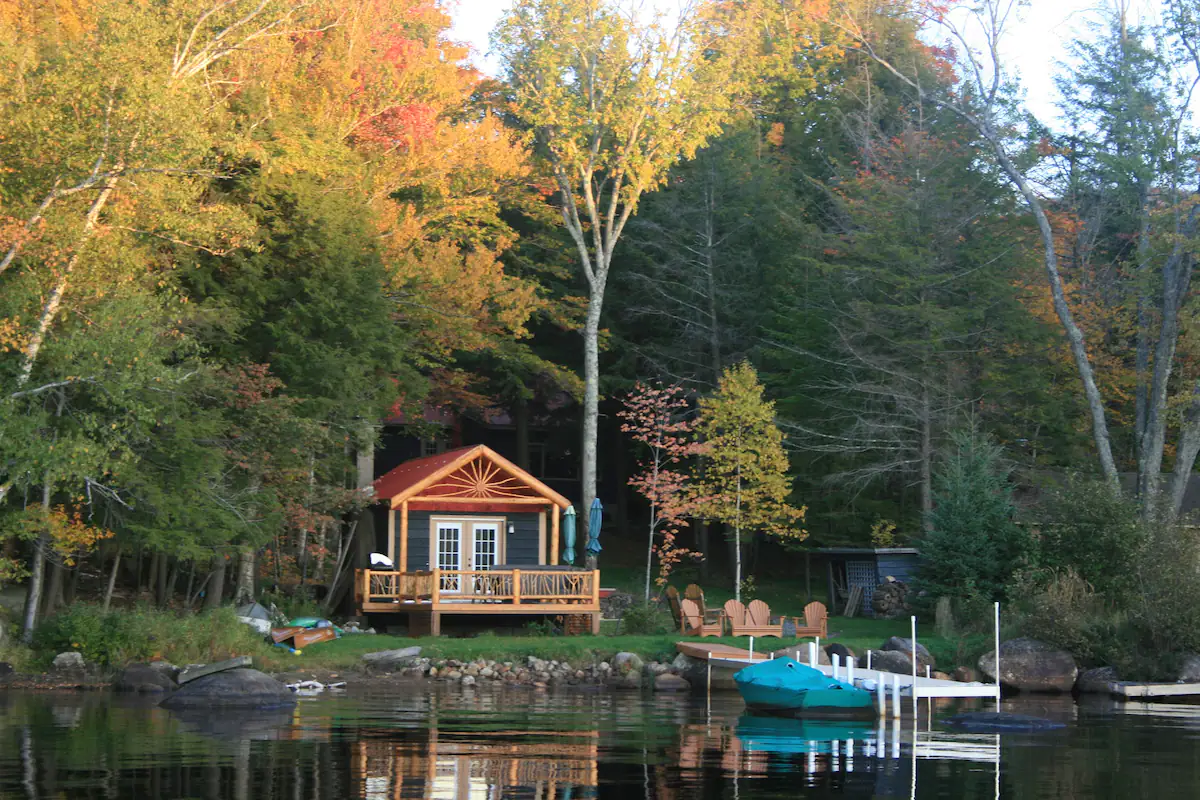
[353,729,599,799]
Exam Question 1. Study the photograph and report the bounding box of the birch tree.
[493,0,742,529]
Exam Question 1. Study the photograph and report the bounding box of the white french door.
[436,521,463,592]
[433,519,503,594]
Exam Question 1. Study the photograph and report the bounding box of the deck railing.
[357,567,599,609]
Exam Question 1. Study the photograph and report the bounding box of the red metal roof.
[372,446,480,502]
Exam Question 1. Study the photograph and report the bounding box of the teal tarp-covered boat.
[734,657,876,718]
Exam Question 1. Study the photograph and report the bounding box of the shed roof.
[372,444,571,509]
[814,547,920,556]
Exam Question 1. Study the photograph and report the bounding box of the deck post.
[891,673,900,719]
[399,501,409,572]
[591,612,600,635]
[512,569,521,606]
[387,509,396,565]
[592,570,600,609]
[550,505,560,565]
[430,611,441,636]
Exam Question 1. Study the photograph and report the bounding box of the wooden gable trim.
[387,444,570,509]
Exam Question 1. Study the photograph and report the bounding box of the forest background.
[3,0,1200,659]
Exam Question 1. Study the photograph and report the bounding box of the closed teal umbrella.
[562,505,577,565]
[586,498,603,565]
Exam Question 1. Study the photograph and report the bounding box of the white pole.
[749,636,755,661]
[877,674,886,717]
[866,650,872,670]
[832,653,840,681]
[848,656,856,684]
[994,601,1002,712]
[910,615,918,720]
[808,642,817,668]
[891,673,900,718]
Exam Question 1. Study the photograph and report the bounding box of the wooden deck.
[355,568,601,634]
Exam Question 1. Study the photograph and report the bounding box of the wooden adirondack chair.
[724,599,797,637]
[681,598,724,637]
[665,586,684,632]
[793,601,828,638]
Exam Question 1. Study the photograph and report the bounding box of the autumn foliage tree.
[618,382,703,601]
[694,362,805,601]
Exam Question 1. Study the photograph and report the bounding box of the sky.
[445,0,1159,126]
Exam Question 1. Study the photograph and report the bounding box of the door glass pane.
[438,524,461,592]
[473,525,498,571]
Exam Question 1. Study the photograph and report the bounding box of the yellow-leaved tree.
[493,0,749,536]
[694,362,805,602]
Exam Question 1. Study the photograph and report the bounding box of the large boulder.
[671,653,708,685]
[114,663,177,694]
[869,650,916,675]
[824,643,857,664]
[1178,654,1200,682]
[0,662,12,678]
[979,638,1077,693]
[612,652,644,676]
[1075,666,1119,695]
[361,647,422,671]
[160,668,296,709]
[654,673,691,692]
[881,637,935,671]
[52,652,85,672]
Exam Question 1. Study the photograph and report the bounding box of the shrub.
[34,604,267,668]
[1035,476,1147,600]
[916,430,1031,606]
[1010,568,1122,666]
[619,601,674,635]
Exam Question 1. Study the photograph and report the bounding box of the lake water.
[0,685,1196,798]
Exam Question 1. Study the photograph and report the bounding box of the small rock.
[461,675,476,686]
[1076,666,1119,694]
[52,652,85,672]
[599,661,611,672]
[533,681,547,689]
[447,670,463,681]
[932,671,952,681]
[481,667,495,679]
[465,665,479,677]
[952,666,978,683]
[575,670,586,680]
[654,673,690,692]
[428,667,439,678]
[613,652,644,675]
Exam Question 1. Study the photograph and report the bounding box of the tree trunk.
[920,387,933,533]
[1134,199,1152,462]
[102,547,121,611]
[514,397,530,471]
[158,555,172,607]
[696,521,710,580]
[233,547,255,605]
[21,479,51,642]
[146,551,160,597]
[733,466,742,603]
[41,562,64,618]
[203,554,227,612]
[65,562,81,606]
[1168,381,1200,518]
[581,289,604,542]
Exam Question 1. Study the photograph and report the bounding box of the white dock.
[1110,681,1200,699]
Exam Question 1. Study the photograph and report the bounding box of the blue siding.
[876,554,920,584]
[394,510,543,569]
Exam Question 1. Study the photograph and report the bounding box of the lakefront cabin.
[355,444,600,635]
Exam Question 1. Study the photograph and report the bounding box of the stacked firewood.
[871,577,909,618]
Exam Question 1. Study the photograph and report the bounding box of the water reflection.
[0,688,1198,798]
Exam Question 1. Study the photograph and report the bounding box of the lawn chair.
[665,586,684,631]
[793,601,828,638]
[724,599,799,638]
[682,583,724,633]
[681,598,724,637]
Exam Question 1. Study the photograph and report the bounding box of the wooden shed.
[816,547,921,617]
[356,445,600,635]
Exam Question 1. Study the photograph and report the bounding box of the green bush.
[1035,477,1147,600]
[620,601,674,635]
[915,430,1031,607]
[34,604,267,668]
